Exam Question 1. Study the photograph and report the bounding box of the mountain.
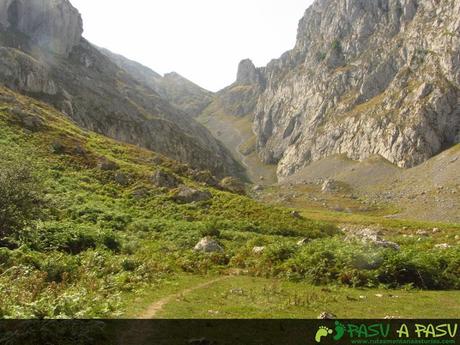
[205,0,460,179]
[98,48,214,117]
[203,59,265,119]
[0,0,243,178]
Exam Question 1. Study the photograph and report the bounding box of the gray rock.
[236,59,262,85]
[317,312,337,319]
[252,184,263,192]
[322,179,339,193]
[114,172,129,186]
[252,246,265,254]
[297,238,310,246]
[97,158,119,171]
[132,187,150,199]
[435,243,452,250]
[190,170,219,187]
[194,238,223,253]
[345,228,400,251]
[291,211,302,219]
[151,169,181,189]
[0,0,83,56]
[10,107,44,131]
[219,176,246,195]
[172,185,212,203]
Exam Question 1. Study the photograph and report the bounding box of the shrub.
[331,39,342,51]
[0,154,46,243]
[99,231,121,253]
[22,222,98,254]
[200,221,221,238]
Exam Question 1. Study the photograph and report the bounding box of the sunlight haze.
[70,0,313,91]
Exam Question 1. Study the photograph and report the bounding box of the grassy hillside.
[0,87,459,319]
[0,87,333,318]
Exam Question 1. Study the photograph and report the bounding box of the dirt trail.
[138,276,230,319]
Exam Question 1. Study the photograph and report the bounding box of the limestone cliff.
[253,0,460,178]
[0,0,82,56]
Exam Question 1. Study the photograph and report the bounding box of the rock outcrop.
[0,0,83,56]
[0,0,243,178]
[201,59,265,119]
[252,0,460,178]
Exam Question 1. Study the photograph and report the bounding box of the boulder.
[435,243,452,250]
[190,170,219,187]
[345,228,400,251]
[132,187,150,199]
[322,179,339,193]
[252,185,263,192]
[252,246,265,254]
[172,185,212,203]
[114,172,129,186]
[97,158,119,171]
[291,210,302,219]
[297,238,310,246]
[151,169,181,189]
[317,312,337,319]
[219,176,246,195]
[10,107,44,132]
[194,238,223,253]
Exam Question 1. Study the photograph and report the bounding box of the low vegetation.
[0,88,458,318]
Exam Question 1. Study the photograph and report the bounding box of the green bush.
[0,154,46,243]
[200,221,221,238]
[23,222,98,254]
[283,238,460,289]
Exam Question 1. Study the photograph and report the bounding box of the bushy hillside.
[0,88,336,317]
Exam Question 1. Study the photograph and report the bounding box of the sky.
[70,0,313,91]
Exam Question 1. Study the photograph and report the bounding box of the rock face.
[0,0,243,178]
[0,0,83,56]
[201,59,265,118]
[213,0,460,179]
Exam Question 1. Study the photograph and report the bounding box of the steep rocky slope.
[206,59,265,119]
[198,59,276,183]
[98,48,214,117]
[0,0,242,178]
[253,0,460,178]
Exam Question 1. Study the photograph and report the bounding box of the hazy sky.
[70,0,313,91]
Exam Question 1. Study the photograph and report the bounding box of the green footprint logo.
[315,326,333,343]
[333,321,346,341]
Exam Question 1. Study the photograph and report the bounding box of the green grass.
[156,275,460,319]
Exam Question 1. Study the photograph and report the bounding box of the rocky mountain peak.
[0,0,83,56]
[236,59,260,85]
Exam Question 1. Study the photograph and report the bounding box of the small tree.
[0,155,45,243]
